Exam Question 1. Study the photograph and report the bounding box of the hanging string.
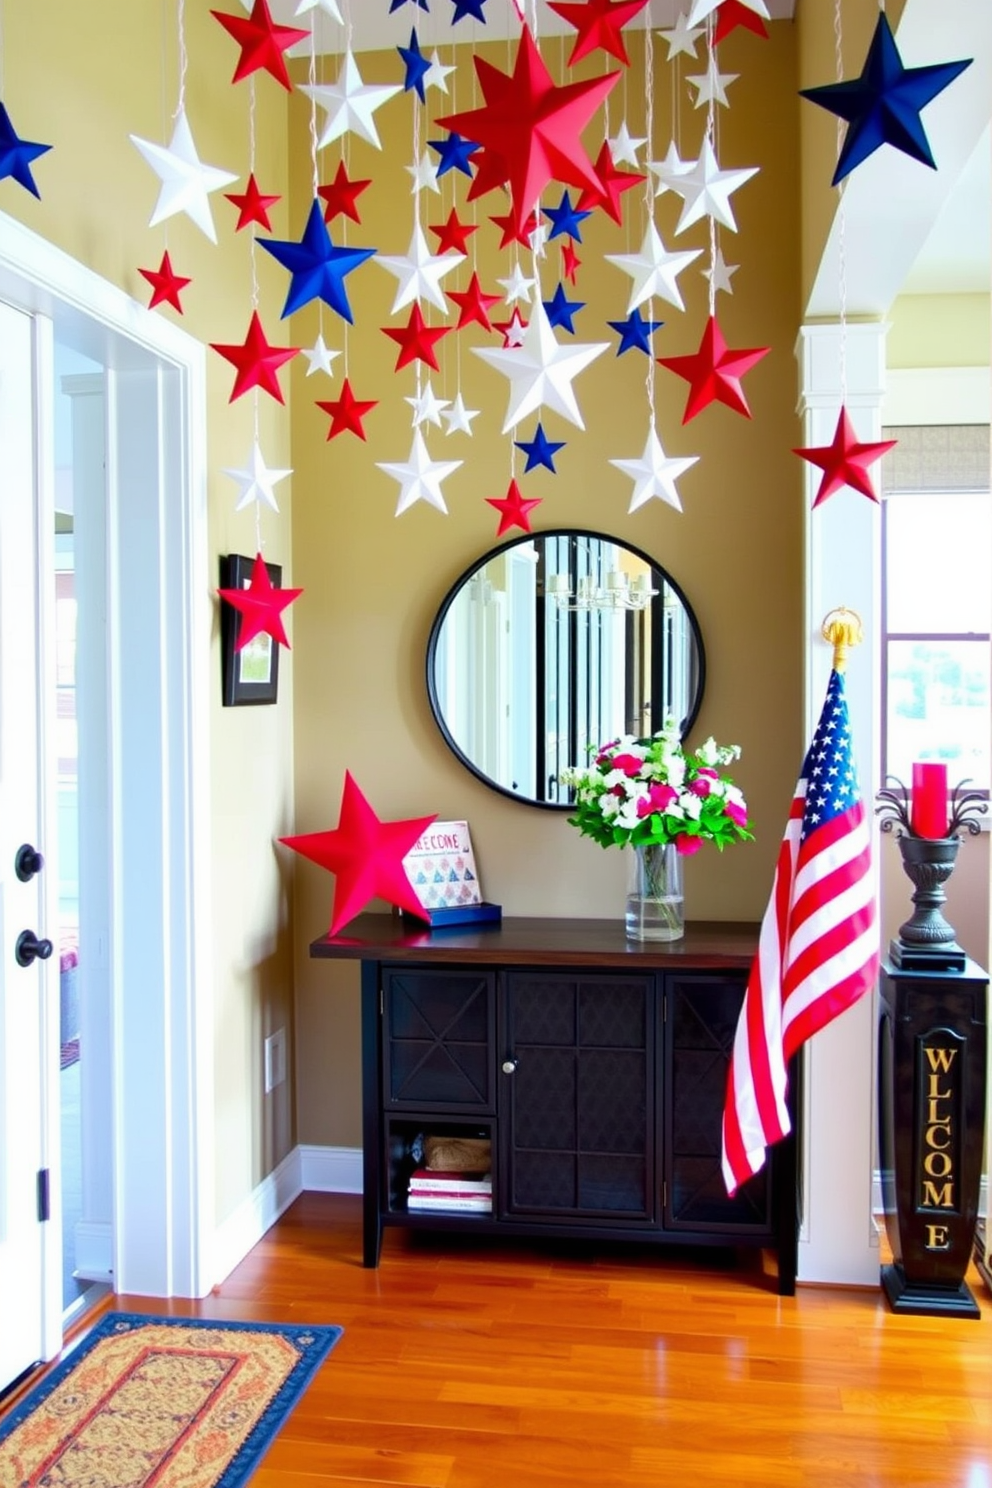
[833,0,848,403]
[249,77,261,471]
[705,16,717,319]
[174,0,188,118]
[644,15,655,428]
[412,92,423,410]
[307,26,325,346]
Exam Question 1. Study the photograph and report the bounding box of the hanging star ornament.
[486,479,543,536]
[687,0,769,28]
[405,383,451,429]
[608,121,646,167]
[442,393,480,436]
[430,208,478,256]
[658,12,703,59]
[225,172,281,231]
[607,307,663,356]
[429,131,480,179]
[301,333,340,377]
[547,0,650,67]
[605,222,702,312]
[648,141,693,198]
[138,251,191,313]
[377,430,463,515]
[794,407,898,508]
[259,200,376,320]
[316,378,378,440]
[515,423,565,473]
[561,241,581,284]
[280,771,436,935]
[687,60,739,110]
[211,311,299,403]
[375,223,464,314]
[498,262,537,306]
[406,150,441,195]
[294,0,343,18]
[382,304,453,372]
[0,102,52,197]
[317,160,371,224]
[473,301,608,433]
[576,142,644,224]
[211,0,309,90]
[543,190,592,243]
[703,247,739,297]
[657,315,769,422]
[217,551,303,651]
[543,283,585,333]
[450,0,490,19]
[667,137,758,234]
[424,51,457,93]
[222,441,292,513]
[398,27,432,103]
[299,50,402,151]
[610,428,699,513]
[448,271,501,331]
[709,0,769,43]
[131,110,237,243]
[799,12,972,186]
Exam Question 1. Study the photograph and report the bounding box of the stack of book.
[407,1168,493,1214]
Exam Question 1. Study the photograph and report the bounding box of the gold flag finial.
[820,607,863,673]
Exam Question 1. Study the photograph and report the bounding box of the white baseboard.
[299,1143,363,1194]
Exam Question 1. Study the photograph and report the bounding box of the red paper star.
[657,315,769,422]
[217,550,303,651]
[576,142,645,225]
[794,406,897,508]
[138,251,191,313]
[317,160,372,225]
[437,25,619,235]
[211,310,299,403]
[489,208,541,251]
[486,479,543,536]
[225,172,281,231]
[430,209,479,256]
[448,272,502,332]
[280,771,436,935]
[713,0,769,44]
[211,0,309,90]
[316,379,379,441]
[492,308,529,347]
[561,240,582,283]
[548,0,650,66]
[382,304,453,372]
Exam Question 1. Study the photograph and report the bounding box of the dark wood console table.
[310,915,799,1294]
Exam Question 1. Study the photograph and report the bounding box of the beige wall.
[887,292,991,368]
[287,26,805,1147]
[3,3,297,1223]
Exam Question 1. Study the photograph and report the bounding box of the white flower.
[601,794,620,819]
[680,792,703,821]
[696,736,720,766]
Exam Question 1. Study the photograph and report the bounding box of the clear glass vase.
[625,841,684,942]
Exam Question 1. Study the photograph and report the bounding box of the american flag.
[721,668,879,1196]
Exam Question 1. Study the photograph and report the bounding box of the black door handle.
[14,844,44,882]
[15,930,54,967]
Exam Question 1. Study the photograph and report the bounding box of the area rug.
[0,1311,342,1488]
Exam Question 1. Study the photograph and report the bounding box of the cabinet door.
[382,967,495,1112]
[502,972,655,1222]
[663,973,772,1233]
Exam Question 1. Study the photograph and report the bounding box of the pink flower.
[726,800,748,827]
[647,782,678,812]
[689,767,719,798]
[610,752,644,778]
[674,833,703,856]
[595,739,620,765]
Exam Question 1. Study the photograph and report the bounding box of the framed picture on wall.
[220,552,281,707]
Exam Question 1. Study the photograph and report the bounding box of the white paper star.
[377,430,462,516]
[687,0,769,23]
[499,309,529,348]
[222,442,292,514]
[687,62,739,109]
[294,0,343,18]
[375,225,464,314]
[657,13,703,58]
[406,149,441,195]
[405,382,451,429]
[442,393,480,436]
[605,222,702,313]
[298,50,401,152]
[424,50,457,93]
[702,247,739,297]
[473,302,608,434]
[130,110,237,244]
[610,428,698,514]
[609,121,647,167]
[498,262,537,306]
[301,334,340,378]
[528,220,550,258]
[668,137,758,234]
[648,141,693,198]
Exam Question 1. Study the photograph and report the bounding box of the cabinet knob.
[502,1059,518,1075]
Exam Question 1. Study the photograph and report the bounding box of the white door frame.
[0,210,214,1336]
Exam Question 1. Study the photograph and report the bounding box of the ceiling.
[901,123,990,296]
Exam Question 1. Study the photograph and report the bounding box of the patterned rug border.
[0,1311,343,1488]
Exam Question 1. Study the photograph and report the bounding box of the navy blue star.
[428,131,480,179]
[542,190,592,243]
[515,423,566,475]
[259,201,376,322]
[543,283,585,334]
[450,0,489,21]
[608,307,664,357]
[800,12,972,186]
[0,102,52,198]
[398,28,432,103]
[390,0,429,12]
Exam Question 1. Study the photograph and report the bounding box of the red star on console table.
[794,406,897,508]
[217,551,303,650]
[657,315,769,422]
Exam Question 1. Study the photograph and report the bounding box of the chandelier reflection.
[546,570,658,611]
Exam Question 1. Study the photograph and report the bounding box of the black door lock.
[15,930,54,967]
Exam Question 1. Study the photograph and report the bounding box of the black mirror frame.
[425,528,707,811]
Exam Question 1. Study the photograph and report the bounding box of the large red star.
[437,25,619,236]
[138,251,191,313]
[448,272,502,332]
[211,0,309,90]
[317,160,372,225]
[794,407,897,508]
[225,172,281,231]
[316,379,379,441]
[548,0,650,66]
[486,479,543,536]
[280,771,436,935]
[217,551,303,651]
[576,142,645,225]
[489,207,541,251]
[211,311,300,403]
[657,315,769,422]
[382,304,453,372]
[713,1,769,44]
[430,209,478,256]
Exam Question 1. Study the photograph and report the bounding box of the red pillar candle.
[911,762,948,839]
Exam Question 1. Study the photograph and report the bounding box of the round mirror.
[426,529,706,809]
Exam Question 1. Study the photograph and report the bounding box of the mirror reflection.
[426,530,705,809]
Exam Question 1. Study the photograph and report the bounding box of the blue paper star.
[542,190,592,243]
[390,0,429,12]
[608,307,664,357]
[515,423,566,474]
[800,12,972,186]
[543,283,585,334]
[259,201,376,322]
[398,29,432,103]
[0,102,52,198]
[450,0,489,21]
[428,131,480,179]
